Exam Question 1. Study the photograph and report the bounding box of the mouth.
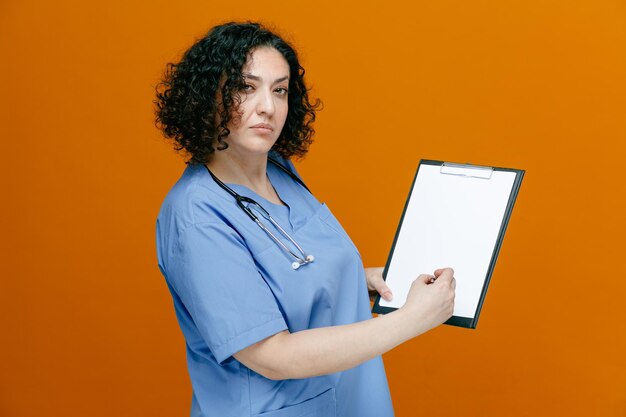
[251,123,273,131]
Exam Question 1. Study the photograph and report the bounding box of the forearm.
[235,270,456,380]
[282,310,418,378]
[237,308,428,380]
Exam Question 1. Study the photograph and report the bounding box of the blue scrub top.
[156,154,394,417]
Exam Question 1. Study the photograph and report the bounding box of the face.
[221,47,290,160]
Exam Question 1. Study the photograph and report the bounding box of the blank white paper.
[379,164,517,318]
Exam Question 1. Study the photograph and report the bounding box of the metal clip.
[440,162,493,179]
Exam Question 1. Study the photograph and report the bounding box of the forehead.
[243,47,290,77]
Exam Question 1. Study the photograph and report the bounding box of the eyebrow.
[243,73,289,84]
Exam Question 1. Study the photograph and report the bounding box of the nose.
[255,88,275,116]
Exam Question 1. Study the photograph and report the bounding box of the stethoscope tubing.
[205,157,314,270]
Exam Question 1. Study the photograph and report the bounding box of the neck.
[206,150,273,196]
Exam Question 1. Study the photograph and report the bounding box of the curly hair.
[154,22,321,165]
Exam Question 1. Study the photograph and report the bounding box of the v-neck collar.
[198,157,312,232]
[223,162,295,231]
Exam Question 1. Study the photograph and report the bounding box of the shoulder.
[156,164,245,276]
[157,164,232,234]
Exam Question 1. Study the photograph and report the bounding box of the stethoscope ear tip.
[292,255,315,270]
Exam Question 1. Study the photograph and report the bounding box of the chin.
[230,141,277,159]
[247,136,279,153]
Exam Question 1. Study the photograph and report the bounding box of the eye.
[275,87,289,96]
[241,84,254,92]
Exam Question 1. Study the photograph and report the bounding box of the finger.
[373,278,393,301]
[433,267,454,281]
[366,267,385,291]
[434,267,454,277]
[418,273,435,285]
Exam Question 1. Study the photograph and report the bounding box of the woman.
[155,22,455,417]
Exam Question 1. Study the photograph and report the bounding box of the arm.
[234,268,456,380]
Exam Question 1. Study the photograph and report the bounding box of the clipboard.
[372,159,524,329]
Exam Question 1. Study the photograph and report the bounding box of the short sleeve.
[166,221,288,364]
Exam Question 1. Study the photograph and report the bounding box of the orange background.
[1,0,625,416]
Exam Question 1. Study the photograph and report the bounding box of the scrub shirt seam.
[174,221,287,326]
[171,220,257,344]
[319,217,362,259]
[185,179,283,237]
[173,221,287,362]
[164,180,227,232]
[212,315,287,360]
[167,221,246,297]
[246,365,252,417]
[176,220,247,247]
[184,170,244,217]
[191,164,274,205]
[183,179,205,225]
[180,254,286,363]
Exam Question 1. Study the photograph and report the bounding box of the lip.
[251,123,273,131]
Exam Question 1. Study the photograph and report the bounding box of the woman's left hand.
[365,267,393,301]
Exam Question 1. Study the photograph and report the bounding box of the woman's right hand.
[400,267,456,336]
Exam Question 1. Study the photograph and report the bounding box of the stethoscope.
[205,157,315,270]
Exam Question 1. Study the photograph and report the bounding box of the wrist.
[395,305,430,339]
